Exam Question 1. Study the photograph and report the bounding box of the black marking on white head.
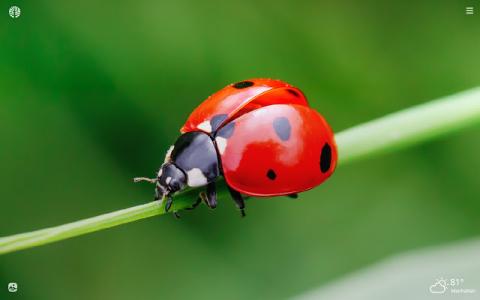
[320,143,332,173]
[210,114,228,132]
[157,163,186,194]
[170,131,220,186]
[233,81,254,89]
[273,117,291,141]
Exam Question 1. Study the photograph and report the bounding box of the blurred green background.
[1,0,480,299]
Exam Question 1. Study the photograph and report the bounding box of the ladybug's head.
[133,162,186,212]
[156,162,187,196]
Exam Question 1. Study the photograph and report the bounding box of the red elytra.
[181,78,308,133]
[181,78,337,197]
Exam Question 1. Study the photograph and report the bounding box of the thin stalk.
[336,88,480,164]
[1,88,479,255]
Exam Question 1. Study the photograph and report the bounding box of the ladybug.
[135,79,337,216]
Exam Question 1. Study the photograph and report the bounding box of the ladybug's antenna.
[133,177,157,184]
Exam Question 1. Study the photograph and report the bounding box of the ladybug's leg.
[287,193,298,199]
[154,188,161,201]
[173,195,201,218]
[199,183,217,209]
[205,182,217,209]
[199,192,208,206]
[199,192,216,209]
[227,186,246,217]
[165,195,174,212]
[185,197,202,210]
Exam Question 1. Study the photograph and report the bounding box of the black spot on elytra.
[287,89,300,97]
[266,169,277,180]
[210,114,228,131]
[273,117,291,141]
[216,122,235,138]
[320,143,332,173]
[233,81,254,89]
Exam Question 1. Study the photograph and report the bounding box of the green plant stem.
[1,88,479,255]
[336,88,480,164]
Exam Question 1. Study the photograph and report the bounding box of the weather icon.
[429,278,447,294]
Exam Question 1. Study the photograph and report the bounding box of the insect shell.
[135,79,337,217]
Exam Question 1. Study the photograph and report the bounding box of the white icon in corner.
[429,278,447,294]
[9,6,21,18]
[466,7,474,15]
[8,282,18,293]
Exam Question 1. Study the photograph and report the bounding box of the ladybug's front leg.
[165,195,174,212]
[164,195,183,219]
[227,186,246,217]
